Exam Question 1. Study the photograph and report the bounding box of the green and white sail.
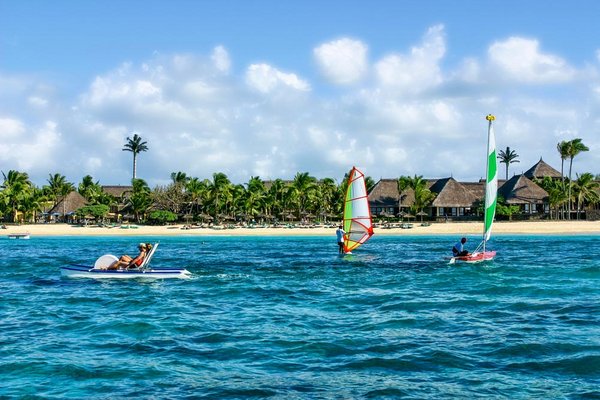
[483,114,498,245]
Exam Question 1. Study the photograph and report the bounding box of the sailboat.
[451,114,498,264]
[343,166,374,254]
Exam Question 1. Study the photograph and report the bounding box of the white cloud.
[28,96,48,107]
[375,24,446,93]
[2,28,600,187]
[314,38,368,85]
[0,117,25,139]
[211,45,231,73]
[488,37,575,83]
[245,63,310,93]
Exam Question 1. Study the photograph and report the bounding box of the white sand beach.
[3,221,599,237]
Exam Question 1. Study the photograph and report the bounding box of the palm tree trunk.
[505,163,509,180]
[132,154,137,180]
[568,157,573,220]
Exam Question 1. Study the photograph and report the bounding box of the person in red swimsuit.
[107,243,147,270]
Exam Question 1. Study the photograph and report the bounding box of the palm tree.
[291,172,317,217]
[566,138,589,219]
[397,176,412,212]
[535,177,568,220]
[497,146,520,180]
[1,170,32,222]
[557,140,570,182]
[171,171,189,185]
[78,175,102,203]
[128,178,151,222]
[207,172,232,220]
[122,133,149,180]
[573,172,599,219]
[46,173,75,220]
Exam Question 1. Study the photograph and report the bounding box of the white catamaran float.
[343,166,374,254]
[60,243,191,279]
[451,114,498,264]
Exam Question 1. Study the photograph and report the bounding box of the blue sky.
[1,0,600,185]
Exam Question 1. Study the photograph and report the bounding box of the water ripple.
[1,234,599,398]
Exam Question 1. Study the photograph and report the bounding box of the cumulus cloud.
[488,37,575,83]
[1,27,599,187]
[245,63,310,93]
[375,24,446,93]
[314,38,368,85]
[211,45,231,73]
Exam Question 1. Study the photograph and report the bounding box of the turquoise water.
[1,234,599,398]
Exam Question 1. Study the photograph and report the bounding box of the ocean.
[1,234,599,398]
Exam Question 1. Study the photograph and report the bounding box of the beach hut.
[428,178,479,220]
[368,179,402,216]
[498,174,549,215]
[48,191,88,223]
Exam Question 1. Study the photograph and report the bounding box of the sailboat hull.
[454,251,496,264]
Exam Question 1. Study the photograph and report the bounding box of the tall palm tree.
[556,140,570,182]
[497,146,520,180]
[566,138,589,219]
[122,133,149,180]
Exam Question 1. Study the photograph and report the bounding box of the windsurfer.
[336,225,346,254]
[452,237,470,257]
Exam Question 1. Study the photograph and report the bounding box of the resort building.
[368,159,558,220]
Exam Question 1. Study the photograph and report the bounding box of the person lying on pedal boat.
[104,243,152,270]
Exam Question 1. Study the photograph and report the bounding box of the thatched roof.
[498,174,548,204]
[48,191,88,215]
[430,177,478,207]
[524,158,561,179]
[102,185,133,198]
[368,179,400,207]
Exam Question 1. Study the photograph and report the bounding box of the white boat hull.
[61,265,191,279]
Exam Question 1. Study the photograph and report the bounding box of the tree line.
[0,135,597,224]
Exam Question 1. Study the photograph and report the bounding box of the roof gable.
[498,174,548,204]
[524,158,561,179]
[430,177,478,207]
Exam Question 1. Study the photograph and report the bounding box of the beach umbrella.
[416,211,428,222]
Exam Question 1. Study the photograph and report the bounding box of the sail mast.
[483,114,498,253]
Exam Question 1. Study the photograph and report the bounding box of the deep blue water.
[1,234,599,398]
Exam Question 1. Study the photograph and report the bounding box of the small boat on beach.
[60,243,191,279]
[8,233,30,239]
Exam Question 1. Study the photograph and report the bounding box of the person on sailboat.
[336,225,346,254]
[452,237,470,257]
[106,243,148,270]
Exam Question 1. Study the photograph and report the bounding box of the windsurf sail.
[482,114,498,252]
[343,167,374,253]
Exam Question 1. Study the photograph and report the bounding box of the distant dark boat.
[8,233,30,239]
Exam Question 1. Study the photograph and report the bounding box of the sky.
[1,0,600,187]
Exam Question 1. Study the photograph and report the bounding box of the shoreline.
[2,221,599,237]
